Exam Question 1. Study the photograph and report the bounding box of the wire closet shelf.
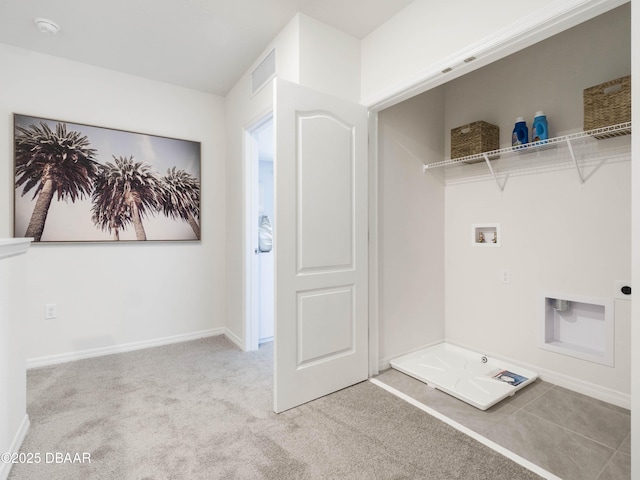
[423,122,631,191]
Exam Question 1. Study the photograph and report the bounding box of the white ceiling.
[0,0,413,96]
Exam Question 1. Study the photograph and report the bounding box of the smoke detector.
[34,18,60,35]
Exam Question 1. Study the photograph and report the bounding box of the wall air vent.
[251,49,276,96]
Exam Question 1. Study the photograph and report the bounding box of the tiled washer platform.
[375,369,630,480]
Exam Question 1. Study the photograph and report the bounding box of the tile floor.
[375,369,630,480]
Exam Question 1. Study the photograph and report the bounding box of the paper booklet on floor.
[488,369,528,386]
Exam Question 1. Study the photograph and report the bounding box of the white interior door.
[273,79,368,413]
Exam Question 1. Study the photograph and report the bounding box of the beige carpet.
[8,336,542,479]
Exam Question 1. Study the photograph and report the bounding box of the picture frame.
[13,113,201,243]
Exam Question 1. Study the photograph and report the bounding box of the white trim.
[243,111,274,352]
[251,49,277,97]
[631,2,640,477]
[224,328,244,351]
[370,379,562,480]
[243,120,259,352]
[0,414,30,480]
[364,0,628,111]
[367,111,380,377]
[535,365,629,409]
[26,329,224,369]
[0,238,32,261]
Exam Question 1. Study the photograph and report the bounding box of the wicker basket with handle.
[451,121,499,161]
[583,75,631,132]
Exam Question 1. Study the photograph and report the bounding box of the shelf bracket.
[483,153,505,193]
[565,138,585,185]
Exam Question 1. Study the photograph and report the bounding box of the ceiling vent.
[251,49,276,96]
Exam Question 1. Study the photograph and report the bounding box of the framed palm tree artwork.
[13,114,201,242]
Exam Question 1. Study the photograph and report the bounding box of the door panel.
[297,286,354,366]
[297,112,353,272]
[274,79,368,413]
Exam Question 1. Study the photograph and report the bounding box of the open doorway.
[245,114,274,351]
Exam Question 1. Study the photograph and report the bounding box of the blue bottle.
[512,117,528,147]
[531,111,548,143]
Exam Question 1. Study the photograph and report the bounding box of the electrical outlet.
[501,269,511,284]
[45,303,57,319]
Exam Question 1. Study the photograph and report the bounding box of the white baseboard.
[223,328,244,350]
[26,328,225,369]
[529,365,630,410]
[0,414,30,480]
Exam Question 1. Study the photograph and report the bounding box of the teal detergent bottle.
[532,111,548,143]
[512,117,528,147]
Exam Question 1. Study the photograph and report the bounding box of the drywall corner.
[298,13,360,103]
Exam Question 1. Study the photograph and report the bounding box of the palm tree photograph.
[14,114,201,242]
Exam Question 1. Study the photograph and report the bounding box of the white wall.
[0,44,226,363]
[0,241,30,480]
[223,20,296,347]
[441,6,631,399]
[377,87,446,367]
[445,165,630,396]
[361,0,628,107]
[298,14,360,103]
[444,5,631,148]
[224,13,362,348]
[377,4,632,403]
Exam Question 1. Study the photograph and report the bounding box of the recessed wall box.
[472,223,500,247]
[540,293,614,366]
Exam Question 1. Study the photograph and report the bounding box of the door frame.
[367,111,380,377]
[243,112,274,352]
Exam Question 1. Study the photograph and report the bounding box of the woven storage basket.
[583,75,631,132]
[451,121,499,161]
